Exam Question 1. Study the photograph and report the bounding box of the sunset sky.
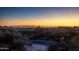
[0,7,79,27]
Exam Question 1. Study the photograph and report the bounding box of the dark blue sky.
[0,7,79,20]
[0,7,79,22]
[0,7,79,26]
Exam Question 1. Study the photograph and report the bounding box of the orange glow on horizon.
[0,19,79,27]
[0,13,79,27]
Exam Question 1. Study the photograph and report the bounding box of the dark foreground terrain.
[0,26,79,51]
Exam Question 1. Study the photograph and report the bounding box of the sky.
[0,7,79,26]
